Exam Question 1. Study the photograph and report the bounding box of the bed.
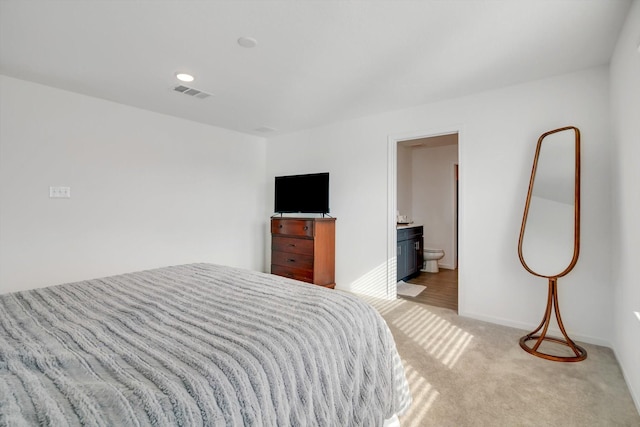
[0,263,411,426]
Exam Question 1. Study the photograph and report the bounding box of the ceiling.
[0,1,632,137]
[401,134,458,149]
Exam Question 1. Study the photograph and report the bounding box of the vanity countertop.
[397,223,423,229]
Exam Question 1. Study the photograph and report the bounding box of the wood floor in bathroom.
[402,268,458,312]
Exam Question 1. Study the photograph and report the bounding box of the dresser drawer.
[271,264,314,283]
[272,236,314,255]
[272,219,314,237]
[272,250,314,270]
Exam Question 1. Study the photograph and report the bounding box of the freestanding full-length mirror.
[518,126,586,362]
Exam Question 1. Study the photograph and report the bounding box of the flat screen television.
[274,172,329,214]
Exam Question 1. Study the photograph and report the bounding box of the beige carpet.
[360,295,640,427]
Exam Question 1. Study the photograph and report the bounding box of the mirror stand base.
[519,277,587,362]
[519,335,587,362]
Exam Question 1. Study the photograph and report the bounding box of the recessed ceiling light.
[238,37,257,48]
[175,72,195,82]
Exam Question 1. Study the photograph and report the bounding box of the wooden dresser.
[271,217,336,288]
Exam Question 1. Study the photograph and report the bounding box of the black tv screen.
[274,173,329,214]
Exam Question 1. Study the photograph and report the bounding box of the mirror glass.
[519,127,579,277]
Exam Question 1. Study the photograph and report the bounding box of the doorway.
[387,128,462,312]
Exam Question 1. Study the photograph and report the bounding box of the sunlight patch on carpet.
[399,360,439,427]
[393,305,473,369]
[360,296,405,316]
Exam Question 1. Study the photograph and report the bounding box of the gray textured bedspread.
[0,263,410,426]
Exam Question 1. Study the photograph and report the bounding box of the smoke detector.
[253,126,277,133]
[238,37,257,48]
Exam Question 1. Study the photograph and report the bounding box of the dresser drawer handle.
[279,224,283,228]
[288,244,296,247]
[303,226,308,230]
[287,258,296,263]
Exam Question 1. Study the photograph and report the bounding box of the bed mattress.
[0,263,410,426]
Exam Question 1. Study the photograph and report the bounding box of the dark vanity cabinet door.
[398,239,415,280]
[397,226,423,282]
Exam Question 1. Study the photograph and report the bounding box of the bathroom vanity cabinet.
[397,225,424,282]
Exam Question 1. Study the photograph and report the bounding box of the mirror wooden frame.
[517,126,586,362]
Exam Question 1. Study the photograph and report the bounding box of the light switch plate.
[635,311,640,323]
[49,186,71,198]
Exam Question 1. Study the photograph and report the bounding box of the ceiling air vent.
[173,85,212,99]
[254,126,277,133]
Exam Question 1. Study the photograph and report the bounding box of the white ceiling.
[401,133,458,148]
[0,1,632,136]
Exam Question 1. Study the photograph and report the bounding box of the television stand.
[270,217,336,288]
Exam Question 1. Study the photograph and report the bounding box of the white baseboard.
[457,310,612,348]
[612,346,640,416]
[437,263,455,270]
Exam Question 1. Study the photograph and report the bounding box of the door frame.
[454,163,459,269]
[386,126,464,306]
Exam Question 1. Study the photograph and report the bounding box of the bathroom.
[396,133,459,310]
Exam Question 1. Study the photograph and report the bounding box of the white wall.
[266,66,612,345]
[610,0,640,411]
[396,144,413,219]
[0,75,268,294]
[411,143,458,269]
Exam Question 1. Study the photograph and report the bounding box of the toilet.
[422,248,445,273]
